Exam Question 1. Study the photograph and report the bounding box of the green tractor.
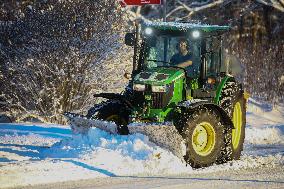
[65,21,247,168]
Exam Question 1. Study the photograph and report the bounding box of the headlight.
[192,30,200,38]
[152,85,168,92]
[145,27,153,35]
[133,84,146,91]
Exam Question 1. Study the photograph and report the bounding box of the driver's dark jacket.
[170,53,192,66]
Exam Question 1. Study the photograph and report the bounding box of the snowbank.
[43,128,190,176]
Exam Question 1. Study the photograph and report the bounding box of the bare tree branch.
[167,0,226,18]
[256,0,284,12]
[166,6,184,18]
[165,0,283,20]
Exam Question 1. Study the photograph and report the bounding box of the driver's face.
[179,41,187,54]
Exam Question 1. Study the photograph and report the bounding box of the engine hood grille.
[133,67,185,85]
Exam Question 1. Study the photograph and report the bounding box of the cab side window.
[206,37,221,77]
[188,40,201,78]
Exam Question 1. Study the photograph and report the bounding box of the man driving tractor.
[170,38,193,68]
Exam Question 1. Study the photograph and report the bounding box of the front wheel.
[182,107,231,168]
[87,101,129,135]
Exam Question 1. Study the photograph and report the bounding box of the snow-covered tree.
[0,0,133,123]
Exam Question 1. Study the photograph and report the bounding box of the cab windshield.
[143,36,201,77]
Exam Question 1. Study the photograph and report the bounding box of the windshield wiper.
[146,59,170,64]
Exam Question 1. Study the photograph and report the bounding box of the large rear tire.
[181,107,231,168]
[87,101,129,135]
[220,81,246,160]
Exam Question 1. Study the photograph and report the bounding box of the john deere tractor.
[66,21,247,168]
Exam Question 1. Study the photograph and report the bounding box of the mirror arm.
[133,20,139,72]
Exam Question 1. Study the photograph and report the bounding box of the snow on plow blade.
[64,113,117,135]
[64,113,185,159]
[128,123,186,160]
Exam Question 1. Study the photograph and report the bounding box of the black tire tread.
[87,100,129,135]
[219,81,246,160]
[181,107,232,168]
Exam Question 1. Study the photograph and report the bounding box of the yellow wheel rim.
[192,122,216,156]
[232,102,242,150]
[106,115,127,126]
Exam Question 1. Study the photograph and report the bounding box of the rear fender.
[214,76,235,104]
[177,100,234,129]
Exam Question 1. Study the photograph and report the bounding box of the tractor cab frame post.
[133,20,140,75]
[200,39,207,87]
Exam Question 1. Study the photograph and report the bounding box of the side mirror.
[125,33,135,46]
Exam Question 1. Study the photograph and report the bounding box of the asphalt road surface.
[7,166,284,189]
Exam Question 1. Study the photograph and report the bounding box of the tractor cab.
[126,21,230,84]
[140,22,202,78]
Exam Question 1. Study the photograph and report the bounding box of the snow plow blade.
[64,113,185,159]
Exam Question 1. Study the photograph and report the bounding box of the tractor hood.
[133,67,185,85]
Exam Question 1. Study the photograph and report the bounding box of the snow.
[143,20,230,32]
[0,99,284,188]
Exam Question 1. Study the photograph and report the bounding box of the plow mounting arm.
[93,93,133,109]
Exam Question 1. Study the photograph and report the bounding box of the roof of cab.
[142,21,230,33]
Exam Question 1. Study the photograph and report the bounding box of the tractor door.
[192,37,222,99]
[203,37,222,78]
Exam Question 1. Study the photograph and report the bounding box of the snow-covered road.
[0,100,284,189]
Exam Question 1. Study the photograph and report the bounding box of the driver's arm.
[176,60,192,68]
